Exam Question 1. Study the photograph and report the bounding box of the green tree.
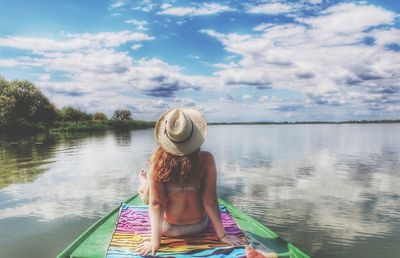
[59,106,92,122]
[0,76,6,94]
[112,109,132,121]
[0,77,57,130]
[92,112,108,122]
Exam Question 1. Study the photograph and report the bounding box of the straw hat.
[154,108,208,156]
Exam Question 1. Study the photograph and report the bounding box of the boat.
[57,194,310,258]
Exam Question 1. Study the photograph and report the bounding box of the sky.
[0,0,399,122]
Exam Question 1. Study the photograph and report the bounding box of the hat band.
[164,120,194,144]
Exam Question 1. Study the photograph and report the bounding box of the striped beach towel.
[106,203,247,257]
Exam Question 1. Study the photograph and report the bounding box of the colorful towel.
[106,203,247,257]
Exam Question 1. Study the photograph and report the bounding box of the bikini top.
[165,184,201,192]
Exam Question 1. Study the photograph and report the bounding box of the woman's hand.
[220,234,246,246]
[136,239,160,256]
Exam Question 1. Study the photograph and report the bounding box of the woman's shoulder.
[200,150,214,161]
[199,151,215,170]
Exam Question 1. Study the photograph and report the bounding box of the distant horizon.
[209,119,400,123]
[145,119,400,124]
[1,0,399,122]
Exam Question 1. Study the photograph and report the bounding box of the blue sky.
[0,0,399,122]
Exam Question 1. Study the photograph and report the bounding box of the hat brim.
[155,109,207,156]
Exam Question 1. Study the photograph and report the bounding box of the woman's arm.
[149,178,166,245]
[201,152,244,246]
[137,174,166,255]
[201,152,225,238]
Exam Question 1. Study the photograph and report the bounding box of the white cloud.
[248,2,293,15]
[159,3,233,16]
[131,43,142,50]
[242,94,252,100]
[253,23,275,32]
[0,31,209,101]
[186,54,200,60]
[0,31,153,52]
[110,0,128,9]
[308,0,323,4]
[219,93,234,102]
[298,3,396,34]
[202,2,400,117]
[125,19,148,30]
[39,73,51,81]
[1,1,399,121]
[131,0,158,12]
[0,59,19,67]
[160,3,172,10]
[259,96,270,103]
[172,97,196,107]
[370,28,400,46]
[0,28,210,100]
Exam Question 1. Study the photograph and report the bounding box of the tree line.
[0,76,154,132]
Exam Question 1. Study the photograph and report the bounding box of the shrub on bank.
[106,120,155,130]
[0,77,58,131]
[0,76,155,132]
[52,121,109,132]
[51,120,155,132]
[92,112,108,122]
[59,106,92,122]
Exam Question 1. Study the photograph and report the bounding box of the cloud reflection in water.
[205,124,400,257]
[0,125,399,258]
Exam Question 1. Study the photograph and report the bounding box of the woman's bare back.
[163,151,210,225]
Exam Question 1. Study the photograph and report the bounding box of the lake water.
[0,124,399,258]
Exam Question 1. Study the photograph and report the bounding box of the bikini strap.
[166,184,200,192]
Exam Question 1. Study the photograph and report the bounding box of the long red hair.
[151,146,200,184]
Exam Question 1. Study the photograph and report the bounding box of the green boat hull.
[57,194,310,258]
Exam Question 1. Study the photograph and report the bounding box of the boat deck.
[57,194,309,258]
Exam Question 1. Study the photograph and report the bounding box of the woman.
[137,108,244,256]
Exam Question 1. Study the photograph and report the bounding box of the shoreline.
[208,119,400,125]
[0,120,156,134]
[1,119,399,134]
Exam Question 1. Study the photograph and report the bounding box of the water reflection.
[0,133,57,189]
[0,132,111,189]
[112,130,133,147]
[0,125,400,258]
[205,125,400,257]
[0,130,155,224]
